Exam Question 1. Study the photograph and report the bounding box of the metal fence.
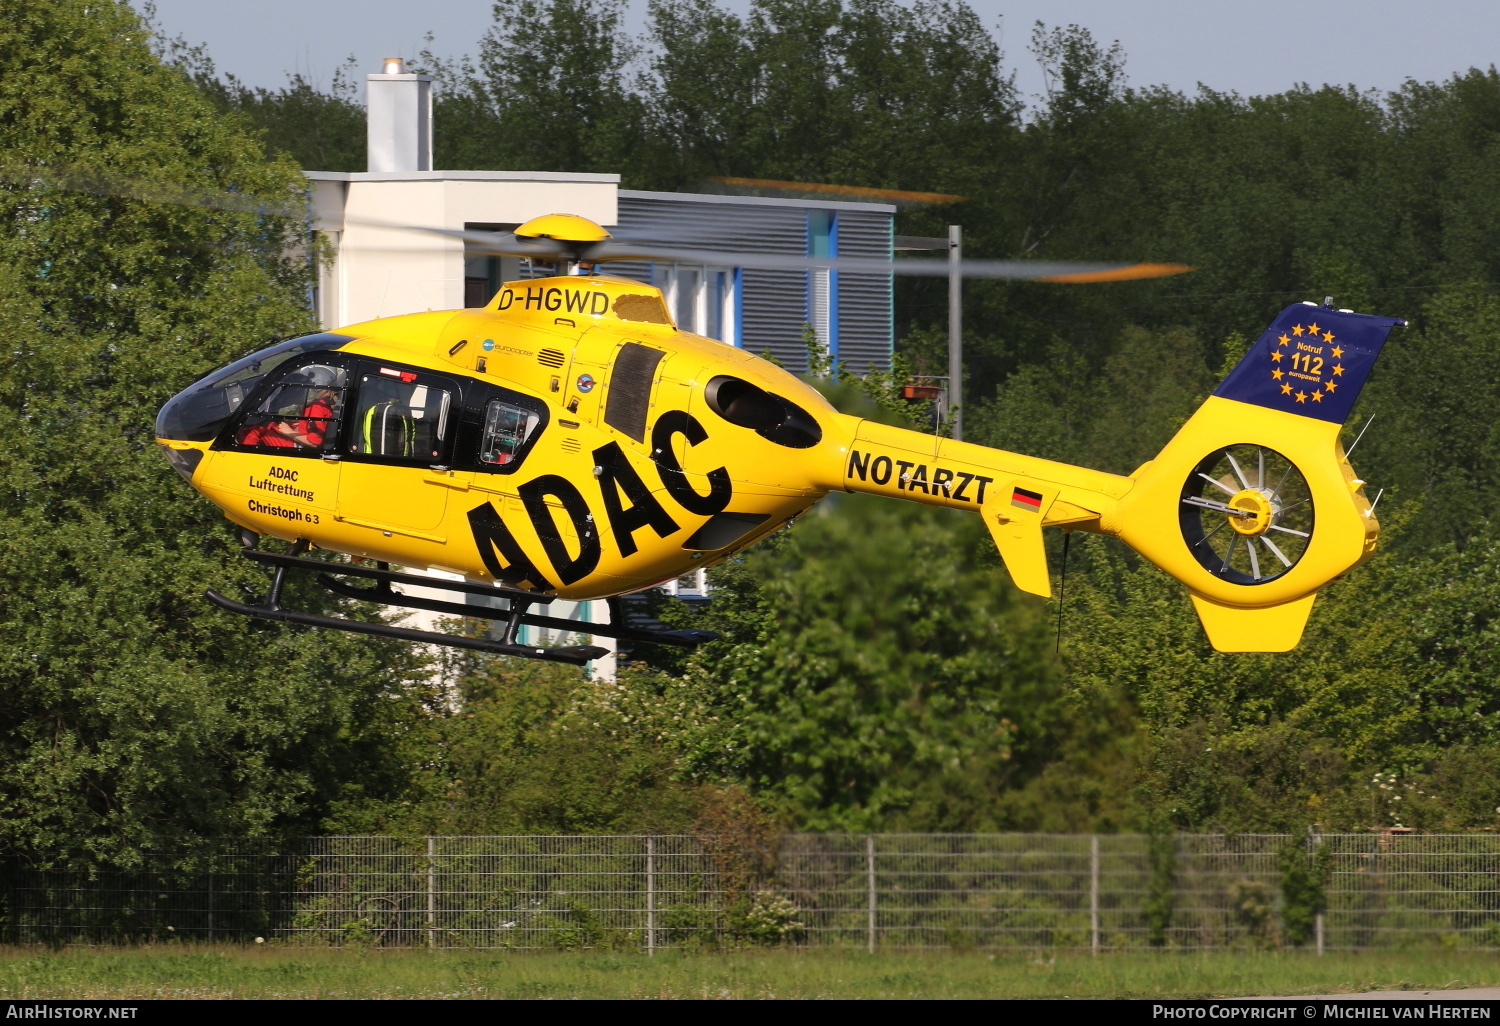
[8,833,1500,950]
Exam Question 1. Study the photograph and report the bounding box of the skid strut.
[205,544,718,666]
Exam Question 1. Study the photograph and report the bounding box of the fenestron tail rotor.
[1179,444,1315,585]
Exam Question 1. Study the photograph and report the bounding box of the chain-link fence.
[8,833,1500,950]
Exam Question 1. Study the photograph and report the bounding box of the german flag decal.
[1011,487,1044,512]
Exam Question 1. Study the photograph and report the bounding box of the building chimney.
[366,57,433,173]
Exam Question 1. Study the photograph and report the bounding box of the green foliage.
[1055,516,1500,831]
[1356,287,1500,552]
[639,494,1068,831]
[1279,840,1332,947]
[966,324,1213,474]
[426,0,646,176]
[0,0,429,868]
[540,901,606,951]
[1144,825,1175,947]
[348,655,699,835]
[148,23,366,173]
[9,946,1500,1000]
[1227,878,1278,949]
[690,784,780,900]
[640,0,1016,192]
[728,891,804,947]
[661,903,719,948]
[802,323,924,429]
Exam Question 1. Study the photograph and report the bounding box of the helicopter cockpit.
[156,334,356,445]
[155,333,357,481]
[157,329,554,485]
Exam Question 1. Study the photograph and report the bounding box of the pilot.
[240,366,341,449]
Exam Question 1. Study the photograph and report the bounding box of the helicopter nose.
[157,441,204,483]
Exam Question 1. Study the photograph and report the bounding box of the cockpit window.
[232,362,349,455]
[480,401,540,466]
[155,333,354,443]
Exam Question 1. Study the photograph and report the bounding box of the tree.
[0,0,428,868]
[640,493,1070,831]
[1356,285,1500,553]
[429,0,647,175]
[336,653,700,835]
[144,7,366,173]
[191,71,366,174]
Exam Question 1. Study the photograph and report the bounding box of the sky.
[137,0,1499,108]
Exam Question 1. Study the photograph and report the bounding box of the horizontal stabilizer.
[982,482,1059,598]
[1188,591,1318,653]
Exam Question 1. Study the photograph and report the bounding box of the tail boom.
[838,419,1129,526]
[816,303,1399,653]
[832,419,1130,598]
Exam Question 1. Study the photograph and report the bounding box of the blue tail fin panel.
[1213,303,1404,425]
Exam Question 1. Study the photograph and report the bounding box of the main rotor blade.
[401,225,577,259]
[0,164,305,217]
[378,222,1194,283]
[704,176,968,206]
[587,241,1194,282]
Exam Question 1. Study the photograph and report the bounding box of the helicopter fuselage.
[158,276,858,598]
[156,272,1395,654]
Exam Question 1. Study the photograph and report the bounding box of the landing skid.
[205,542,718,667]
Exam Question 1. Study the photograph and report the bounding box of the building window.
[654,264,736,343]
[807,209,837,359]
[464,253,496,307]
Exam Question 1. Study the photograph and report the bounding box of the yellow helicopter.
[155,213,1402,663]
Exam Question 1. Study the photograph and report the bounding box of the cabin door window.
[337,364,460,535]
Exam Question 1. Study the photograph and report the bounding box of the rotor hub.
[513,213,612,243]
[1227,487,1277,536]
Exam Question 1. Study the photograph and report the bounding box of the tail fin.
[1108,301,1404,652]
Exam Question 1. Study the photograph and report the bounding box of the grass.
[1,945,1497,999]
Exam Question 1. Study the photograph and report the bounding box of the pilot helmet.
[293,365,343,390]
